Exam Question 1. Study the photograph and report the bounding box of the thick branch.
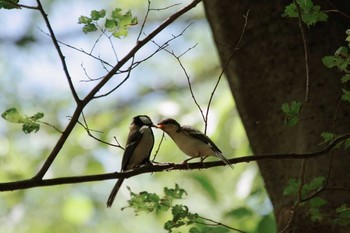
[2,133,350,191]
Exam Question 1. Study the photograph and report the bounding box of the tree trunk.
[203,1,350,232]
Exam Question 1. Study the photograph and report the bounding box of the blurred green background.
[0,0,274,232]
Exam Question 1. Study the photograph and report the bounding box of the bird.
[156,118,233,168]
[106,115,155,208]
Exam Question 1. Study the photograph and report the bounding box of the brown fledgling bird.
[157,118,232,168]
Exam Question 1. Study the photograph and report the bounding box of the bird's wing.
[181,125,222,153]
[121,127,143,171]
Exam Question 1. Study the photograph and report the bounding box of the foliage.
[0,0,19,9]
[1,108,44,134]
[284,177,350,226]
[78,8,138,38]
[283,176,325,198]
[281,101,301,126]
[322,31,350,103]
[282,0,328,26]
[123,184,234,233]
[333,204,350,226]
[320,132,350,149]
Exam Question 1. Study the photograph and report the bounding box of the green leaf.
[341,89,350,102]
[344,139,350,149]
[302,177,325,196]
[283,178,300,196]
[78,15,92,24]
[2,108,25,123]
[82,24,98,34]
[225,207,253,219]
[341,74,350,83]
[105,19,117,31]
[0,0,20,9]
[189,227,201,233]
[308,207,323,222]
[90,9,106,20]
[346,29,350,47]
[79,8,137,38]
[334,204,350,225]
[282,1,328,26]
[281,101,301,126]
[301,5,328,26]
[172,204,189,222]
[257,215,277,233]
[107,8,138,38]
[282,3,297,18]
[320,132,336,143]
[125,189,161,213]
[309,197,327,208]
[322,55,341,68]
[164,183,187,199]
[297,0,313,12]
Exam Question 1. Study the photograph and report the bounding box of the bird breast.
[169,131,215,158]
[127,126,154,168]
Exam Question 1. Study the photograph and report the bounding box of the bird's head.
[133,115,156,127]
[156,118,181,133]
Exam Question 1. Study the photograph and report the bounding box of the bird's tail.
[214,151,233,169]
[106,178,125,208]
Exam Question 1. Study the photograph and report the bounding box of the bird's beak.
[156,124,164,129]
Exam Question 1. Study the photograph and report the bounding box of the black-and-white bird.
[106,115,155,208]
[157,118,233,168]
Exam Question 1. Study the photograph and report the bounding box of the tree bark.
[203,1,350,232]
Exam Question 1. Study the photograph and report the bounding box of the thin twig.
[204,10,249,133]
[280,159,307,233]
[38,121,63,133]
[152,132,165,162]
[76,112,122,148]
[58,38,113,68]
[294,0,310,102]
[197,215,246,233]
[36,0,80,103]
[301,94,343,202]
[151,23,206,122]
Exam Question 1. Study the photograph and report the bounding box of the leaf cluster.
[123,184,230,233]
[284,177,350,225]
[281,101,301,126]
[322,31,350,102]
[1,108,44,134]
[282,0,328,26]
[78,8,138,38]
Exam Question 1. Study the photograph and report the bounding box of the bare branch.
[294,0,310,102]
[36,0,80,103]
[32,0,203,180]
[151,23,206,122]
[2,132,350,192]
[76,112,122,148]
[204,10,249,133]
[152,132,166,162]
[196,216,246,233]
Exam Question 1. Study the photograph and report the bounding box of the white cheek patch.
[140,116,152,125]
